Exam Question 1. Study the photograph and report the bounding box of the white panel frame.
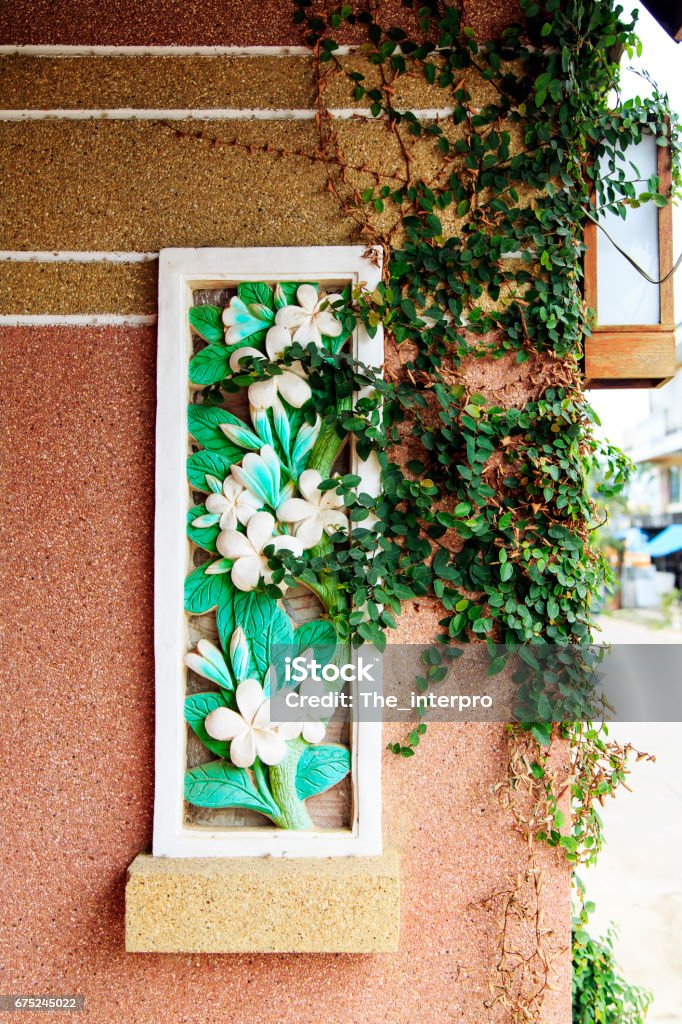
[153,246,383,857]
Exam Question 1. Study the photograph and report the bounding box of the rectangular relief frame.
[153,246,383,857]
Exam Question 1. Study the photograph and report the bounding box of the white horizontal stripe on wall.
[0,45,356,57]
[0,107,454,122]
[0,250,158,262]
[0,314,157,326]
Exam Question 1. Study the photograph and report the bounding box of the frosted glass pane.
[595,135,660,326]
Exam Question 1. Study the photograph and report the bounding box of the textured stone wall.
[0,10,571,1023]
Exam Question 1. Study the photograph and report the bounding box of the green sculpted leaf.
[184,759,276,815]
[187,505,220,553]
[233,590,294,680]
[216,593,236,658]
[189,305,224,343]
[293,620,338,668]
[187,449,235,491]
[274,281,318,309]
[237,282,275,310]
[295,619,338,650]
[188,404,245,457]
[295,745,351,801]
[189,343,232,385]
[184,562,233,615]
[184,692,229,758]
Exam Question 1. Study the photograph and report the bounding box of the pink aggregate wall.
[0,326,571,1023]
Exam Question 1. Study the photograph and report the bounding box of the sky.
[587,1,682,447]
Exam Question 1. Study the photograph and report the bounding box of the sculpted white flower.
[204,678,287,768]
[277,469,349,548]
[279,677,327,745]
[217,510,302,591]
[204,478,262,531]
[275,284,344,348]
[229,326,311,410]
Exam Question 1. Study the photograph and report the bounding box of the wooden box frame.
[153,246,383,858]
[583,142,676,389]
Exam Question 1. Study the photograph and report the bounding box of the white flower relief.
[278,675,328,745]
[229,326,311,410]
[204,478,262,531]
[275,284,344,348]
[217,510,303,592]
[204,678,287,768]
[277,469,349,548]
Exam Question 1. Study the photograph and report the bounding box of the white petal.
[197,638,225,662]
[321,509,349,536]
[292,319,321,349]
[277,721,302,741]
[236,487,262,511]
[204,707,245,742]
[252,698,273,731]
[278,371,312,409]
[315,309,343,337]
[229,730,257,768]
[277,497,318,524]
[265,325,292,361]
[272,533,304,557]
[320,487,344,510]
[296,284,319,313]
[287,361,307,381]
[223,478,243,500]
[229,627,247,660]
[302,720,326,744]
[275,305,307,330]
[205,493,229,515]
[295,515,324,549]
[246,510,276,553]
[235,496,261,527]
[184,653,211,679]
[236,678,266,726]
[298,469,323,505]
[229,346,265,372]
[248,377,278,410]
[216,529,255,560]
[320,292,344,308]
[259,444,281,487]
[231,555,263,591]
[204,558,233,575]
[253,729,288,766]
[219,508,239,531]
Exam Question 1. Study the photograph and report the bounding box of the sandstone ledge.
[125,849,400,953]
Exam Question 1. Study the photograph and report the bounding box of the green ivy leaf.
[295,744,351,800]
[189,305,224,343]
[184,759,276,814]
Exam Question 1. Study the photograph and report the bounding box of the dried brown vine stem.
[156,120,407,186]
[475,853,565,1024]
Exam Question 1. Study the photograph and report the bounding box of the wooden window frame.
[583,141,676,388]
